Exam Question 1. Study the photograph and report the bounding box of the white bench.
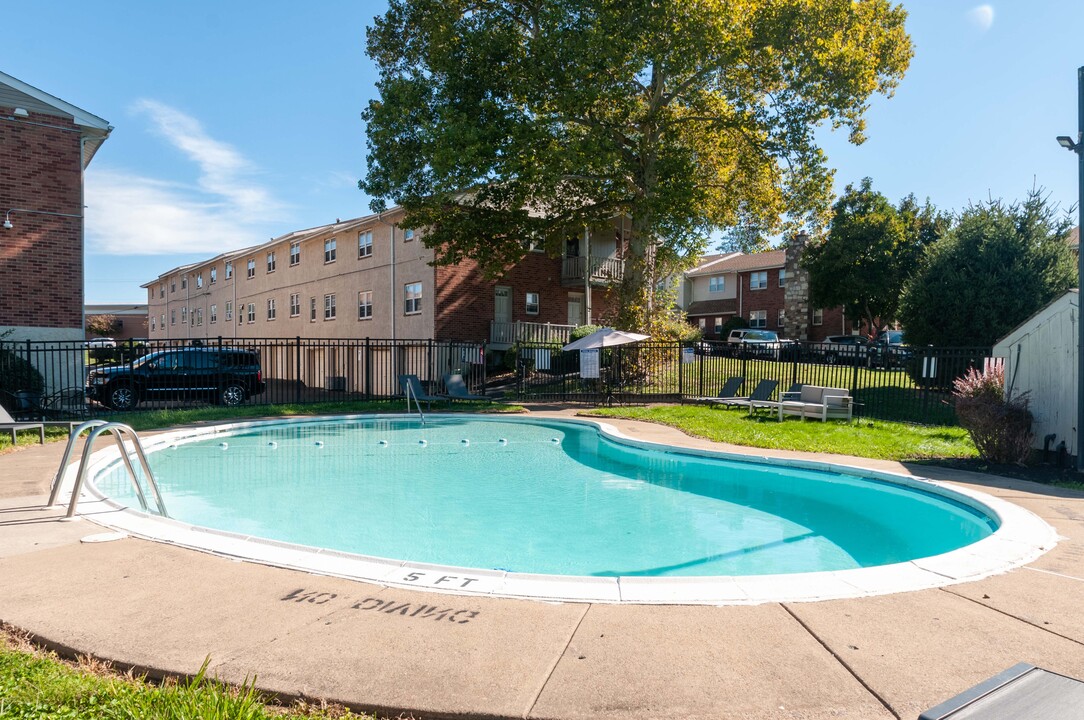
[776,385,853,422]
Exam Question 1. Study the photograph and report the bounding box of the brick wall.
[0,108,84,329]
[738,269,788,333]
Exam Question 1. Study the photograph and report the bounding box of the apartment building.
[680,245,847,342]
[0,71,111,343]
[144,208,624,349]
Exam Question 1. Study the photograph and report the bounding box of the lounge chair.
[443,373,490,401]
[780,383,803,401]
[398,374,444,411]
[716,379,779,411]
[0,403,45,444]
[693,376,744,407]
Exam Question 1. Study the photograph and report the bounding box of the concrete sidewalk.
[1,415,1083,719]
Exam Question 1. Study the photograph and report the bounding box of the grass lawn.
[0,626,369,719]
[583,403,977,461]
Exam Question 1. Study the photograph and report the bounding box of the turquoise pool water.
[92,417,997,577]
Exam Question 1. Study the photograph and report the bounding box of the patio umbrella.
[562,327,650,351]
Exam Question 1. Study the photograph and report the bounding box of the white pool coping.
[54,414,1059,605]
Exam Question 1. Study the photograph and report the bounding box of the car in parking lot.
[813,334,874,365]
[725,328,798,359]
[86,347,265,410]
[84,337,116,348]
[869,330,912,368]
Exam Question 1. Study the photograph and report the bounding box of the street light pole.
[1058,67,1084,471]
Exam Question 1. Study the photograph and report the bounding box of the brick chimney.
[783,232,811,341]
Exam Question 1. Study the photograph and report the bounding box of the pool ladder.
[404,381,426,426]
[47,420,168,519]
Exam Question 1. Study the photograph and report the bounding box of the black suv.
[86,347,265,410]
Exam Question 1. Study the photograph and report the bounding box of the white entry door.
[494,286,512,323]
[567,293,584,326]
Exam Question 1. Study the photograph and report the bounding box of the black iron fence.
[0,336,487,418]
[1,335,991,426]
[512,340,992,425]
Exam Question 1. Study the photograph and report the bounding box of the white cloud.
[966,5,995,32]
[85,101,288,255]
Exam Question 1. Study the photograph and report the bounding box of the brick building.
[0,71,111,344]
[144,207,622,349]
[679,247,848,342]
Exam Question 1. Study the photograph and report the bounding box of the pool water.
[91,417,997,577]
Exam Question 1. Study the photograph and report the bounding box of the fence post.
[295,336,302,404]
[792,344,800,388]
[364,338,371,398]
[427,338,434,387]
[677,343,684,402]
[698,347,705,399]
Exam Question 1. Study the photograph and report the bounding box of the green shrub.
[0,347,45,399]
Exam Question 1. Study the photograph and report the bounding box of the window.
[698,317,706,330]
[324,294,337,320]
[358,230,373,258]
[210,266,217,284]
[170,280,176,293]
[225,301,233,322]
[404,282,422,315]
[225,261,233,279]
[777,309,786,327]
[151,317,156,332]
[267,251,276,273]
[170,310,176,325]
[247,258,256,279]
[210,304,218,323]
[714,317,723,334]
[525,292,540,315]
[324,238,337,263]
[181,276,187,290]
[778,269,787,287]
[196,272,203,289]
[749,310,767,328]
[181,307,188,324]
[194,308,203,326]
[708,275,725,292]
[813,308,824,326]
[290,242,300,266]
[358,291,372,320]
[403,228,415,242]
[247,303,256,323]
[290,293,300,317]
[160,313,165,329]
[159,284,165,299]
[267,298,277,320]
[750,271,768,290]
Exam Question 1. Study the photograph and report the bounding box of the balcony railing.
[561,255,625,286]
[490,320,574,348]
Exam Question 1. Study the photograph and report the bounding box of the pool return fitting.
[47,420,169,519]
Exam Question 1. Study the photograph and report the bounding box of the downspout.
[80,137,87,344]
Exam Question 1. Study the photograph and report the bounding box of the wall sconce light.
[2,211,12,230]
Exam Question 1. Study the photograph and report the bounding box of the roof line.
[0,70,111,131]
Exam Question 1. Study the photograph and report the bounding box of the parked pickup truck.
[725,329,798,360]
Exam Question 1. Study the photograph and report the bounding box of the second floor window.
[324,238,337,263]
[247,259,256,279]
[267,251,276,273]
[358,230,373,258]
[170,310,175,325]
[403,228,415,242]
[181,306,188,324]
[267,298,277,320]
[160,313,165,328]
[290,242,300,266]
[813,308,824,326]
[290,293,300,317]
[170,280,176,293]
[196,272,203,289]
[778,269,787,287]
[210,304,218,323]
[247,303,256,323]
[194,308,203,326]
[358,291,373,320]
[225,301,233,322]
[709,275,725,292]
[181,276,187,290]
[159,284,165,298]
[210,266,217,284]
[310,297,317,321]
[225,261,233,279]
[749,271,767,290]
[404,282,422,315]
[324,293,337,320]
[525,292,540,315]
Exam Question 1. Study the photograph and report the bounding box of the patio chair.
[442,373,491,402]
[716,379,778,411]
[398,374,444,411]
[780,383,803,401]
[693,376,744,407]
[0,403,45,445]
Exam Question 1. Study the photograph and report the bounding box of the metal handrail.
[403,379,426,426]
[56,421,168,519]
[48,419,110,507]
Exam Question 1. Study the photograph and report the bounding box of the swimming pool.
[73,415,1055,604]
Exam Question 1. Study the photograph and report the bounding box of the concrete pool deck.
[1,410,1083,719]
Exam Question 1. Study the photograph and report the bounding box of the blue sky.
[5,1,1082,304]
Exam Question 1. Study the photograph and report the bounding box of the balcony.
[489,320,575,349]
[561,255,624,287]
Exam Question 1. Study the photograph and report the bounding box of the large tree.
[802,179,947,335]
[898,191,1077,347]
[361,0,913,329]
